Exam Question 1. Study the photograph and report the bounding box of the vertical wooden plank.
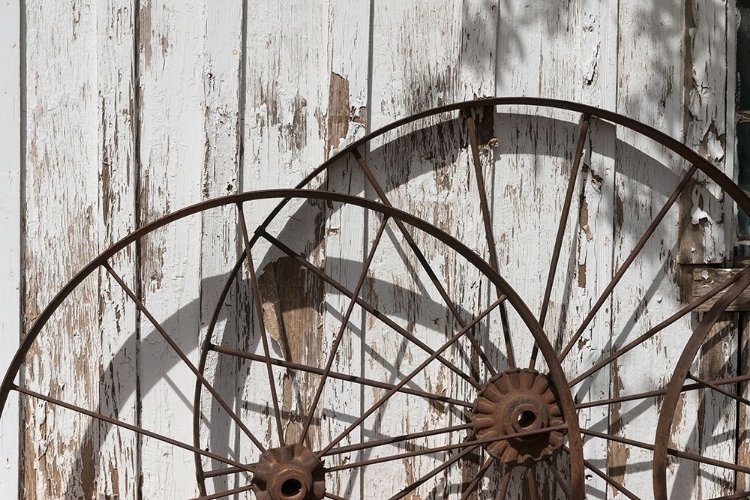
[573,2,618,498]
[681,0,731,265]
[240,0,328,464]
[0,0,20,496]
[566,118,616,500]
[738,314,750,493]
[612,4,691,497]
[495,0,590,102]
[731,0,749,496]
[22,1,101,497]
[234,5,372,499]
[317,3,371,497]
[688,2,738,497]
[494,1,617,497]
[96,0,140,497]
[194,1,243,497]
[608,140,690,499]
[366,2,497,496]
[136,1,207,496]
[686,12,735,498]
[613,1,735,498]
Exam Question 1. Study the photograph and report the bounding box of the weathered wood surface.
[0,0,21,497]
[3,0,743,498]
[689,267,750,311]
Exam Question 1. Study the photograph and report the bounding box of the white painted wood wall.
[0,0,740,498]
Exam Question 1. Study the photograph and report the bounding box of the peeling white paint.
[5,0,741,498]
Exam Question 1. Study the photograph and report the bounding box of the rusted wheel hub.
[472,368,565,466]
[251,444,326,500]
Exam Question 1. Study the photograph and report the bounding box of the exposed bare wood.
[690,267,750,311]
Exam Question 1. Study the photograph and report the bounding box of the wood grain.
[23,1,102,497]
[0,0,21,497]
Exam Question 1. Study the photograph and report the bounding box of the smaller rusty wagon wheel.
[653,274,750,500]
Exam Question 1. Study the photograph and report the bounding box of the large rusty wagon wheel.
[3,98,750,499]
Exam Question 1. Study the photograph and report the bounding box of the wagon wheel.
[188,99,746,498]
[651,275,750,500]
[1,189,583,499]
[189,190,583,500]
[3,98,750,499]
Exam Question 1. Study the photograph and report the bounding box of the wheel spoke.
[319,296,506,457]
[299,216,389,445]
[13,384,254,473]
[654,268,750,498]
[496,467,511,500]
[325,425,567,473]
[526,465,540,500]
[322,423,473,457]
[190,484,253,500]
[707,492,750,500]
[388,443,481,500]
[466,114,515,369]
[577,373,750,409]
[581,428,750,475]
[559,163,699,362]
[325,494,347,500]
[210,343,473,409]
[460,457,493,500]
[568,265,750,387]
[352,147,495,377]
[530,114,590,369]
[562,445,638,500]
[103,261,266,452]
[686,372,750,406]
[545,459,570,497]
[194,254,244,460]
[237,203,285,446]
[261,229,481,389]
[202,465,249,479]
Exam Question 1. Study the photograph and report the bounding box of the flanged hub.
[251,444,326,500]
[472,368,565,465]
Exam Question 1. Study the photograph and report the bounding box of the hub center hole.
[281,478,303,497]
[517,410,537,429]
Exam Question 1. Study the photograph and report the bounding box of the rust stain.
[21,350,40,500]
[109,461,120,498]
[401,458,420,500]
[160,35,168,59]
[326,73,350,159]
[579,199,593,241]
[80,437,96,499]
[614,191,624,232]
[282,93,308,155]
[677,178,706,266]
[139,3,152,68]
[100,100,112,228]
[608,363,629,488]
[258,257,324,446]
[577,263,587,289]
[258,263,291,360]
